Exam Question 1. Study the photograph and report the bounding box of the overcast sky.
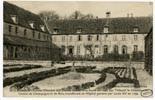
[7,1,153,18]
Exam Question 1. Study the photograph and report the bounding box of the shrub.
[132,51,144,61]
[59,53,130,61]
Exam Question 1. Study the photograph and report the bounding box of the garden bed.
[100,67,140,90]
[5,65,97,91]
[4,64,43,73]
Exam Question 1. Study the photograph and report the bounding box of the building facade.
[47,16,152,61]
[145,28,153,75]
[3,2,153,61]
[52,34,146,56]
[3,2,52,60]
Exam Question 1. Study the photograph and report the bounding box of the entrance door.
[69,48,73,55]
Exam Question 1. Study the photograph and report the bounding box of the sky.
[6,1,153,18]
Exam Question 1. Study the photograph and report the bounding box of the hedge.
[4,64,23,67]
[4,66,71,87]
[5,65,98,90]
[4,65,43,73]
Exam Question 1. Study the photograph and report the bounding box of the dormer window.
[133,27,139,33]
[40,25,45,32]
[76,28,82,33]
[29,22,34,29]
[103,26,109,33]
[11,15,18,24]
[53,28,59,34]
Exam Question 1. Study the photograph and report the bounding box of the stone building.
[47,15,152,61]
[3,1,153,61]
[145,28,153,75]
[3,2,53,60]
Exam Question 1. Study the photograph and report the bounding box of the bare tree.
[81,13,94,19]
[39,10,60,21]
[69,10,84,19]
[69,11,94,20]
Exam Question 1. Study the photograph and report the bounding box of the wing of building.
[46,15,152,61]
[145,28,153,75]
[3,1,54,60]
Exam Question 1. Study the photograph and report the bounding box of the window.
[103,45,108,54]
[61,45,65,54]
[38,33,40,39]
[133,27,139,33]
[88,35,92,41]
[29,22,34,29]
[105,34,108,38]
[113,35,117,41]
[50,37,52,41]
[8,25,12,32]
[15,27,18,34]
[53,37,57,41]
[11,15,18,24]
[47,36,49,41]
[78,35,82,41]
[95,45,99,54]
[76,28,82,33]
[134,45,138,52]
[77,45,80,55]
[53,28,59,34]
[103,27,109,33]
[68,46,74,55]
[69,36,72,42]
[122,45,127,54]
[113,45,118,53]
[24,29,27,36]
[134,35,138,41]
[43,35,46,40]
[32,30,35,38]
[96,35,99,41]
[40,25,45,32]
[122,35,126,41]
[62,36,65,42]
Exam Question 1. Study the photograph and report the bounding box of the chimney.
[106,11,111,18]
[105,12,111,26]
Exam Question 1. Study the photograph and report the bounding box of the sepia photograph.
[3,0,153,97]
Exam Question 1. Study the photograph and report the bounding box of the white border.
[0,0,154,100]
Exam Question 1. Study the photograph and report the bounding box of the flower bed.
[4,65,43,73]
[61,73,106,91]
[6,65,97,91]
[4,66,71,87]
[101,67,140,90]
[4,64,23,67]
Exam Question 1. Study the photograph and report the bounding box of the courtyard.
[3,60,152,95]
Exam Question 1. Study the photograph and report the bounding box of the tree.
[69,10,84,19]
[69,11,94,20]
[81,13,94,19]
[39,10,60,21]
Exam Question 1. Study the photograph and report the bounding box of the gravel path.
[31,73,100,90]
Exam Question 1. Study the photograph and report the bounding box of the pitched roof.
[47,17,152,34]
[4,1,49,33]
[4,35,51,47]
